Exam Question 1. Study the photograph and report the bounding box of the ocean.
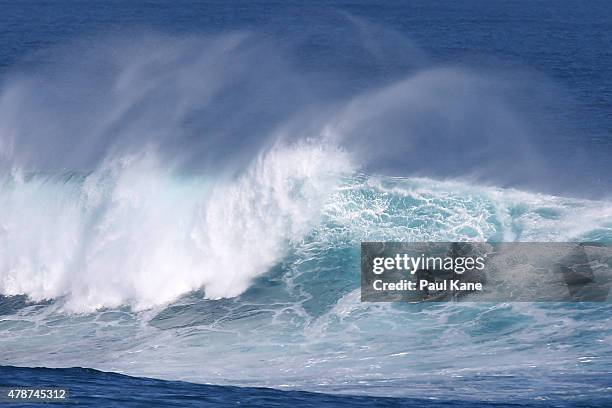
[0,1,611,407]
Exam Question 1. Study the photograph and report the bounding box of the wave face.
[2,144,611,312]
[1,171,612,401]
[0,27,612,404]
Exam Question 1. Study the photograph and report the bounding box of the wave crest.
[0,142,352,311]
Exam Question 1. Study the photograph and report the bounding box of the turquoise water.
[1,172,611,404]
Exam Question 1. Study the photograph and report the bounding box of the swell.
[4,365,578,407]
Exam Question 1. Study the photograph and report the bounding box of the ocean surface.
[0,1,611,407]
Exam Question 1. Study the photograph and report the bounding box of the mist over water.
[0,24,606,192]
[1,11,611,403]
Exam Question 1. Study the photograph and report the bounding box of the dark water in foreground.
[1,366,607,408]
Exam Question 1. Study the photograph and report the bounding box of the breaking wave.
[1,29,611,402]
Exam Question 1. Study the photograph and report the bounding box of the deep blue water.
[1,1,611,407]
[2,1,611,137]
[1,366,607,408]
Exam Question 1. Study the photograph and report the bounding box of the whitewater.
[1,31,611,403]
